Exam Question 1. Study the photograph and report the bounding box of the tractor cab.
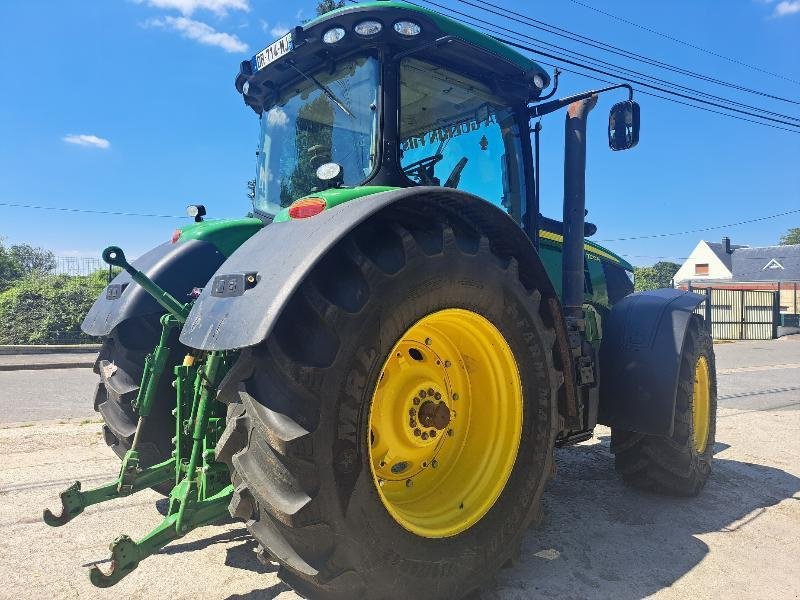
[236,1,550,223]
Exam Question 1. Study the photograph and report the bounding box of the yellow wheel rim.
[692,355,711,453]
[367,308,523,538]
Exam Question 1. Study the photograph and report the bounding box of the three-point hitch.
[43,246,234,587]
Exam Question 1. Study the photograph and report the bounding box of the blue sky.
[0,0,798,265]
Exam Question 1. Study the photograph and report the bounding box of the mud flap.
[598,288,708,435]
[179,187,561,352]
[82,240,225,337]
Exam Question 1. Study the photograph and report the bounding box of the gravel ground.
[1,339,798,599]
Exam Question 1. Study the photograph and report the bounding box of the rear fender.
[598,288,708,435]
[81,240,226,337]
[179,187,566,354]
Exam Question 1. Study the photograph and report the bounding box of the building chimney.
[722,236,732,254]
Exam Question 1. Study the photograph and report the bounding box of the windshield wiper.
[287,62,355,119]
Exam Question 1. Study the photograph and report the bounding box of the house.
[674,237,800,315]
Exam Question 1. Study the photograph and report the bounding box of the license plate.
[253,32,293,71]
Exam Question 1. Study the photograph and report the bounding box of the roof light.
[355,20,383,36]
[393,20,421,36]
[322,27,346,44]
[288,197,327,219]
[532,74,545,90]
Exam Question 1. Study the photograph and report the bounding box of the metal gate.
[692,288,779,340]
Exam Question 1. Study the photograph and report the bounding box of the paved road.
[0,337,798,599]
[0,367,98,423]
[3,338,797,425]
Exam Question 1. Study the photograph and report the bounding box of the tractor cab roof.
[236,0,550,113]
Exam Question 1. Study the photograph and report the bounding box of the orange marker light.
[288,197,326,219]
[171,229,182,244]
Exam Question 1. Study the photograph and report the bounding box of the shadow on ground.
[487,437,800,599]
[162,437,799,600]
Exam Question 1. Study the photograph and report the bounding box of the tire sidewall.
[302,232,559,592]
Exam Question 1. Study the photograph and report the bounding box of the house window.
[695,263,709,275]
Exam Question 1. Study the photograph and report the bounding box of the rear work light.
[288,197,326,219]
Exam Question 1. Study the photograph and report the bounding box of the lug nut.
[414,428,421,436]
[406,479,413,487]
[444,360,451,368]
[434,391,442,401]
[421,432,429,440]
[413,397,420,405]
[428,387,435,396]
[410,419,417,427]
[409,408,416,416]
[431,459,439,469]
[419,390,427,398]
[430,430,437,438]
[424,337,432,346]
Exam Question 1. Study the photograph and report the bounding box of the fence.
[51,256,107,277]
[691,287,780,340]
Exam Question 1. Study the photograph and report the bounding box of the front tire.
[611,316,717,496]
[217,211,562,599]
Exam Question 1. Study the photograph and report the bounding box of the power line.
[420,0,800,124]
[412,0,800,129]
[597,208,800,242]
[449,0,800,105]
[0,202,189,219]
[567,0,800,86]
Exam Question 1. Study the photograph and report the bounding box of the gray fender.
[81,240,226,337]
[598,288,708,435]
[179,187,562,352]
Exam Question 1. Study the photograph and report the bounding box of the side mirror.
[608,100,640,151]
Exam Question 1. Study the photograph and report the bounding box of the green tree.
[0,270,108,344]
[316,0,345,16]
[779,227,800,245]
[634,261,681,292]
[0,239,56,291]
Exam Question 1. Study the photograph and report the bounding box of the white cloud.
[774,0,800,15]
[146,16,248,52]
[136,0,249,16]
[62,134,111,149]
[270,24,289,37]
[259,19,269,33]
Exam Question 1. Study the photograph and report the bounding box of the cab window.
[398,58,527,223]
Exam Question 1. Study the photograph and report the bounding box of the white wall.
[674,240,732,284]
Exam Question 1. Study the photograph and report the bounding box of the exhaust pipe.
[562,96,597,318]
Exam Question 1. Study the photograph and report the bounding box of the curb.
[0,361,95,372]
[0,345,102,355]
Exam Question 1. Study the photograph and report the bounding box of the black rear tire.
[611,316,717,496]
[217,211,562,599]
[93,315,182,495]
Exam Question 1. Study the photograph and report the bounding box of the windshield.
[399,58,527,223]
[254,55,380,215]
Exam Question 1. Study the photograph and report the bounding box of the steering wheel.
[443,157,469,189]
[402,153,443,186]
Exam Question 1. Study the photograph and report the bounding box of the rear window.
[603,262,633,304]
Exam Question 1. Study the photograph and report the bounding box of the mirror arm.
[529,83,633,119]
[535,68,560,102]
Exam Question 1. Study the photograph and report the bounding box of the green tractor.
[45,2,717,597]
